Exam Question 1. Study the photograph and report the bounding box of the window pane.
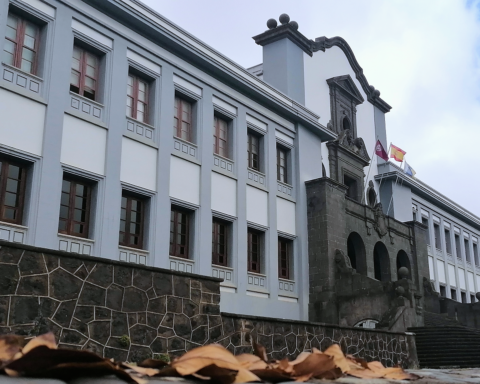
[3,48,15,66]
[23,34,35,50]
[3,40,16,65]
[62,180,71,193]
[21,48,35,73]
[8,165,20,179]
[6,179,18,194]
[4,208,15,220]
[4,192,17,207]
[59,205,69,219]
[74,208,85,222]
[58,220,66,231]
[6,15,18,40]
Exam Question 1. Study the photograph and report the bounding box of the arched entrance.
[373,242,391,281]
[347,232,367,275]
[396,250,412,280]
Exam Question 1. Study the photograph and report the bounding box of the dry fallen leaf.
[138,358,170,369]
[22,332,57,354]
[292,352,337,379]
[252,340,268,362]
[0,335,23,364]
[122,363,160,377]
[324,344,350,373]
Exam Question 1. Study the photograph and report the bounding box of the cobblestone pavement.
[2,369,480,384]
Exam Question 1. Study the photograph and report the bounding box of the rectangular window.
[3,13,39,75]
[461,291,467,304]
[119,193,145,249]
[445,229,452,254]
[474,243,479,266]
[439,285,446,297]
[70,45,99,101]
[174,96,192,142]
[465,238,471,263]
[450,288,457,301]
[278,237,292,280]
[170,207,190,258]
[58,177,92,238]
[277,146,288,184]
[213,116,228,158]
[247,131,260,171]
[455,234,461,259]
[422,217,430,245]
[344,174,359,201]
[434,224,441,250]
[127,74,149,123]
[0,159,27,225]
[247,228,262,273]
[212,219,228,266]
[471,294,476,303]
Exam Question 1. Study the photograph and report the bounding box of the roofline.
[80,0,336,141]
[375,163,480,230]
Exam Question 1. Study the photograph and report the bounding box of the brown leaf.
[252,340,268,362]
[292,353,336,378]
[138,358,169,369]
[196,364,238,384]
[346,355,369,370]
[122,363,160,377]
[367,360,386,373]
[275,358,293,374]
[0,335,24,364]
[22,332,57,354]
[171,344,260,384]
[235,354,267,370]
[347,368,384,379]
[288,352,311,366]
[323,344,350,373]
[250,368,292,383]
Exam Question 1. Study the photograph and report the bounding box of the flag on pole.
[404,161,416,177]
[390,144,406,162]
[375,140,389,161]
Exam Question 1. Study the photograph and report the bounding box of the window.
[127,74,148,123]
[170,207,190,258]
[445,228,452,254]
[278,237,292,279]
[213,116,229,158]
[434,223,441,250]
[344,174,358,201]
[461,291,467,304]
[471,294,476,303]
[119,193,145,249]
[450,288,457,301]
[422,217,430,245]
[174,96,192,142]
[247,131,260,171]
[212,219,228,266]
[455,234,461,259]
[247,228,262,273]
[0,158,27,225]
[439,285,446,297]
[58,177,92,238]
[3,13,39,75]
[464,238,471,263]
[277,146,289,184]
[474,243,479,266]
[70,45,99,101]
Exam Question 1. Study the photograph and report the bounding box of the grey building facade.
[0,0,478,327]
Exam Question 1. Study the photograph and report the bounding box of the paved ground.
[2,369,480,384]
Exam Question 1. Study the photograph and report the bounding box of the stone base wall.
[0,242,417,367]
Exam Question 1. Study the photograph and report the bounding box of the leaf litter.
[0,333,420,383]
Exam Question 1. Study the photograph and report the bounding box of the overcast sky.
[142,0,480,217]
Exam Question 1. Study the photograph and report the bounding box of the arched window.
[396,250,412,280]
[347,232,367,275]
[342,117,351,131]
[373,242,391,282]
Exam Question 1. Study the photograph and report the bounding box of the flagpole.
[386,155,403,216]
[361,135,379,204]
[376,143,391,206]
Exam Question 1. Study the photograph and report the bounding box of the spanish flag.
[390,144,406,162]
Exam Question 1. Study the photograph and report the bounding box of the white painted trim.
[173,74,202,97]
[58,233,95,243]
[433,215,440,224]
[246,114,267,131]
[454,226,461,235]
[127,49,161,74]
[421,209,429,218]
[19,0,55,18]
[275,130,294,146]
[444,222,451,230]
[71,19,113,49]
[220,286,236,293]
[278,296,298,303]
[213,95,237,116]
[246,290,269,299]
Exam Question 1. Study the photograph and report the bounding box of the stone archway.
[347,232,367,276]
[396,250,412,280]
[373,242,391,282]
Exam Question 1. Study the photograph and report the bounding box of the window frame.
[58,175,92,239]
[127,72,149,124]
[276,145,289,184]
[278,237,291,280]
[119,192,145,250]
[0,158,27,225]
[212,219,229,266]
[170,206,190,259]
[3,12,40,75]
[247,228,262,273]
[213,115,229,158]
[247,130,261,171]
[70,44,100,101]
[174,95,193,143]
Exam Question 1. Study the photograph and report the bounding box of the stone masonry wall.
[0,242,417,367]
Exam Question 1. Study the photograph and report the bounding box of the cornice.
[252,23,313,57]
[313,36,392,113]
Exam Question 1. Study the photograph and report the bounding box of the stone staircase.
[409,325,480,368]
[423,311,461,327]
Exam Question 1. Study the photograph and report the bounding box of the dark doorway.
[347,232,367,275]
[343,117,351,131]
[373,242,391,282]
[396,250,412,280]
